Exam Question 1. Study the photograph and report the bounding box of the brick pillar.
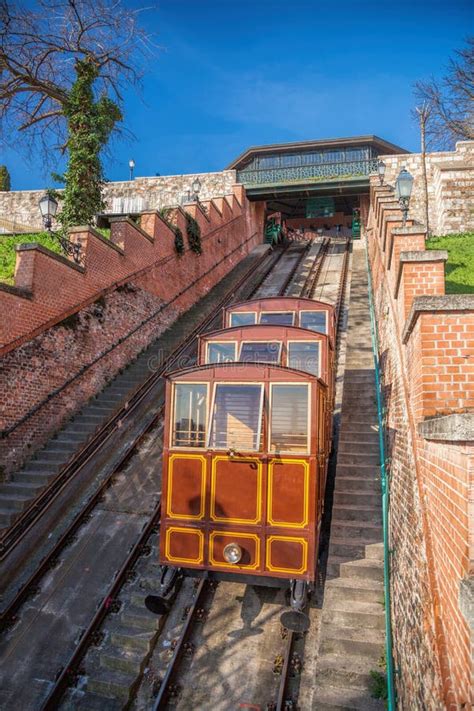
[396,250,447,320]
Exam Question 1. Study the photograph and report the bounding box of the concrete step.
[319,623,384,659]
[330,520,382,542]
[12,470,54,485]
[110,625,155,653]
[0,491,34,511]
[73,413,107,423]
[322,600,385,630]
[339,421,379,433]
[366,542,384,561]
[43,440,78,453]
[337,441,380,456]
[0,507,16,527]
[32,449,69,463]
[324,576,384,605]
[22,460,62,474]
[62,690,123,711]
[316,653,379,691]
[312,684,385,710]
[54,431,89,443]
[334,491,381,508]
[331,504,382,524]
[340,558,384,583]
[335,465,380,479]
[86,667,136,701]
[338,433,379,445]
[328,538,370,560]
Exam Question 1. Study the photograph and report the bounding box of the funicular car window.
[229,312,256,327]
[207,342,236,363]
[239,341,281,364]
[288,342,320,376]
[259,311,294,326]
[172,383,207,447]
[300,310,327,333]
[208,384,263,451]
[270,384,309,452]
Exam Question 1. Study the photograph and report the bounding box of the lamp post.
[377,160,386,186]
[38,193,82,264]
[395,167,414,226]
[129,159,135,181]
[191,176,202,202]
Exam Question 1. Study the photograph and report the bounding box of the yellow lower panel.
[265,535,308,575]
[164,526,204,565]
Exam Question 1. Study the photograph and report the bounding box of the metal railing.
[237,159,379,187]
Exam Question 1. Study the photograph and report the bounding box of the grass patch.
[0,232,63,285]
[426,232,474,294]
[369,669,388,704]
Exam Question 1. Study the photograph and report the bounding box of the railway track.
[0,238,317,710]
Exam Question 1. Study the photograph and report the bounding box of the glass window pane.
[207,342,236,363]
[208,384,263,451]
[239,341,281,364]
[300,311,327,334]
[271,384,309,452]
[288,342,320,376]
[173,384,207,447]
[259,311,294,326]
[230,312,256,327]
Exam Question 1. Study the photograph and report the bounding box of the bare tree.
[0,0,154,226]
[414,36,474,149]
[413,103,431,235]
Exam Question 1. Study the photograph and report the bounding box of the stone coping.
[418,413,474,442]
[392,225,427,236]
[399,250,448,263]
[459,576,474,632]
[403,294,474,343]
[14,243,85,273]
[0,282,32,299]
[435,160,474,171]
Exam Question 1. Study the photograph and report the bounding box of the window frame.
[206,381,265,452]
[228,311,258,328]
[206,340,238,364]
[287,340,321,377]
[299,309,328,334]
[170,381,209,450]
[258,310,295,326]
[269,382,311,455]
[238,340,283,364]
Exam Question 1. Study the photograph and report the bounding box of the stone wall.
[0,185,264,473]
[379,140,474,236]
[0,170,237,233]
[367,179,474,710]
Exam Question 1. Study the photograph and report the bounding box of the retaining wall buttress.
[367,175,474,710]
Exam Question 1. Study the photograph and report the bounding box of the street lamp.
[377,160,386,186]
[38,193,81,264]
[39,193,59,231]
[129,159,135,181]
[395,167,414,226]
[191,176,202,201]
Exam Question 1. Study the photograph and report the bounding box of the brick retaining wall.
[367,178,473,709]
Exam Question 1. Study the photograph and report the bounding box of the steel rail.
[279,240,312,296]
[151,578,209,711]
[0,246,283,559]
[40,503,163,710]
[304,238,331,299]
[276,629,295,711]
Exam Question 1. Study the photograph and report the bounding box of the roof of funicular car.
[199,323,330,343]
[165,360,325,385]
[225,296,335,314]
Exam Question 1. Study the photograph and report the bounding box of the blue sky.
[3,0,473,190]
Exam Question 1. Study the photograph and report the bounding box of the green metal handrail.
[364,240,397,710]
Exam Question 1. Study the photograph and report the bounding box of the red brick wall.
[367,178,473,710]
[0,187,264,474]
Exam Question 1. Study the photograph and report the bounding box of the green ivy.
[185,213,202,254]
[0,165,11,191]
[56,58,121,230]
[158,208,185,256]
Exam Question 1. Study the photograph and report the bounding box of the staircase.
[313,242,386,710]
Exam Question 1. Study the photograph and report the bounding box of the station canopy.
[226,135,408,220]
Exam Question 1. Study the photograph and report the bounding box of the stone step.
[339,421,379,433]
[312,684,385,710]
[334,491,381,508]
[110,625,155,653]
[120,603,160,632]
[340,558,384,583]
[32,449,70,463]
[335,465,380,479]
[331,503,382,524]
[22,460,62,474]
[316,653,378,691]
[12,470,54,485]
[0,480,45,498]
[0,492,35,511]
[337,453,380,466]
[335,476,381,492]
[330,520,382,542]
[63,690,123,711]
[44,440,79,452]
[338,433,379,445]
[328,538,370,560]
[53,432,88,444]
[337,441,380,456]
[343,394,377,405]
[86,667,137,701]
[73,413,107,423]
[366,542,384,561]
[324,576,384,605]
[0,507,16,527]
[322,599,385,630]
[100,645,144,675]
[319,623,384,659]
